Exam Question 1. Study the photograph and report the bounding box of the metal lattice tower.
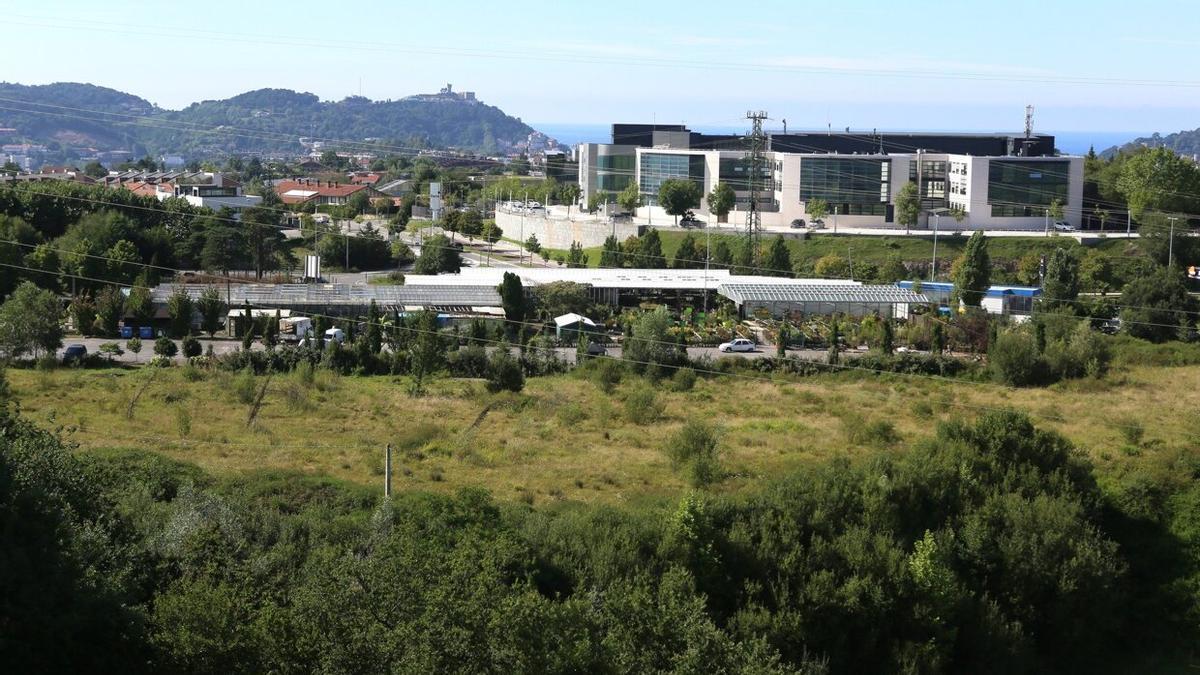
[745,110,769,260]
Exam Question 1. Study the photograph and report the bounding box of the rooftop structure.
[719,282,929,319]
[152,283,502,316]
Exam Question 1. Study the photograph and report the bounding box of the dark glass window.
[988,160,1070,217]
[799,158,889,206]
[639,153,705,203]
[596,154,634,192]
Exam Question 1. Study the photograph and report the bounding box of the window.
[988,160,1069,217]
[596,153,633,192]
[639,153,705,202]
[799,157,889,209]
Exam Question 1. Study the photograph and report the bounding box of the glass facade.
[596,154,634,192]
[718,156,773,192]
[988,160,1070,217]
[799,157,889,216]
[639,153,706,203]
[908,160,947,201]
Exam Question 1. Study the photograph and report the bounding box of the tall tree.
[895,183,921,234]
[711,240,733,269]
[566,241,588,268]
[706,182,736,223]
[617,181,642,214]
[560,183,581,215]
[1116,147,1200,220]
[599,234,623,269]
[94,285,124,337]
[0,282,63,357]
[166,288,194,338]
[763,236,792,277]
[241,205,285,279]
[1120,266,1196,342]
[196,287,226,337]
[638,229,666,268]
[806,198,829,224]
[1041,248,1079,310]
[672,233,702,269]
[657,179,702,225]
[366,299,383,353]
[952,231,991,307]
[498,271,525,322]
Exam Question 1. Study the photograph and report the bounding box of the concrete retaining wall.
[495,211,642,249]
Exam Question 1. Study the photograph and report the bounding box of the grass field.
[14,358,1199,506]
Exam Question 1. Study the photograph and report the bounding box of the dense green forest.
[0,82,535,156]
[1102,127,1200,159]
[2,370,1199,673]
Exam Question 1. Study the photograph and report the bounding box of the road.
[55,336,824,367]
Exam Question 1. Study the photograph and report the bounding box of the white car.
[718,338,755,353]
[1053,221,1075,232]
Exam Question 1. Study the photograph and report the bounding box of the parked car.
[790,218,806,229]
[718,338,755,353]
[809,219,825,230]
[679,211,705,228]
[1053,221,1076,232]
[586,341,607,356]
[62,344,87,364]
[324,328,345,343]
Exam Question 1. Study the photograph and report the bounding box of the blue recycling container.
[120,326,133,339]
[139,326,154,339]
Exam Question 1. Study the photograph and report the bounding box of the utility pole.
[703,226,711,314]
[930,212,940,281]
[745,110,769,264]
[384,443,392,497]
[1168,215,1178,267]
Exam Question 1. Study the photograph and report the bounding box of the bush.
[1044,322,1110,379]
[181,335,202,359]
[233,368,256,404]
[588,357,624,393]
[624,385,664,425]
[670,367,697,392]
[294,360,315,388]
[485,348,525,393]
[663,419,723,487]
[153,337,178,359]
[989,329,1043,386]
[448,345,489,378]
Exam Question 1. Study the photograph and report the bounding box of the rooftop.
[719,283,929,305]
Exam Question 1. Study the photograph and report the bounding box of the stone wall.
[495,211,642,249]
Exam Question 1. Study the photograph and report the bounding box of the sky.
[4,0,1200,135]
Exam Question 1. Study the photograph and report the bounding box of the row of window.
[799,158,890,205]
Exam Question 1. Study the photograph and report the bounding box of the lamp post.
[930,212,940,281]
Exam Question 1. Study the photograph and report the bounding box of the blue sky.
[5,0,1200,133]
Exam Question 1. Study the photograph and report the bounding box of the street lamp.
[929,208,949,282]
[1168,215,1179,267]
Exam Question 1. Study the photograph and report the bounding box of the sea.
[532,123,1147,156]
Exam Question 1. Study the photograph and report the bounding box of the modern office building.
[577,123,1083,231]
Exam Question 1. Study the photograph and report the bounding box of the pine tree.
[764,236,792,277]
[672,234,702,269]
[599,235,623,269]
[1041,248,1079,310]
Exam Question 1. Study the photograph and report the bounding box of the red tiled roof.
[275,179,371,202]
[348,172,382,185]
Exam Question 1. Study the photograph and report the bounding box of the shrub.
[179,363,205,382]
[294,360,315,388]
[448,345,489,378]
[663,419,723,487]
[174,406,191,438]
[670,367,697,392]
[624,385,664,425]
[989,329,1042,386]
[181,335,202,359]
[153,337,178,359]
[147,356,173,368]
[590,357,624,393]
[233,368,256,404]
[485,347,525,393]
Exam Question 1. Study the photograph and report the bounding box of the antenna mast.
[745,110,768,263]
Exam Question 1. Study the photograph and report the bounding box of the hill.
[0,82,538,158]
[1101,127,1200,158]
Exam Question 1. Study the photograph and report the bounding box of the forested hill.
[0,82,536,156]
[1102,128,1200,158]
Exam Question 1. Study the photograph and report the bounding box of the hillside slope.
[0,82,536,156]
[1101,127,1200,158]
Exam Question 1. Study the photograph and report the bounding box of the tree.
[83,160,107,178]
[763,236,792,277]
[126,336,142,361]
[167,289,194,338]
[126,277,154,328]
[263,310,280,350]
[481,220,502,245]
[366,300,383,354]
[806,198,828,224]
[879,318,894,355]
[990,329,1041,386]
[706,182,736,223]
[1137,211,1197,268]
[1116,147,1200,220]
[814,254,850,278]
[930,320,946,355]
[566,241,588,268]
[200,224,248,274]
[347,190,372,215]
[1041,248,1079,310]
[524,235,541,256]
[413,234,462,274]
[0,282,64,358]
[599,235,623,269]
[1079,249,1113,294]
[827,320,840,365]
[196,287,226,337]
[1120,266,1197,342]
[877,256,908,282]
[485,343,524,393]
[408,310,445,395]
[1016,252,1043,286]
[711,240,733,269]
[672,234,702,269]
[895,183,921,233]
[531,281,592,319]
[1048,198,1065,223]
[617,181,642,213]
[560,183,581,215]
[241,205,285,279]
[94,286,124,337]
[658,179,703,225]
[638,229,666,268]
[182,335,202,358]
[952,231,991,307]
[103,240,141,285]
[154,336,178,358]
[623,307,683,372]
[70,294,97,337]
[499,271,525,322]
